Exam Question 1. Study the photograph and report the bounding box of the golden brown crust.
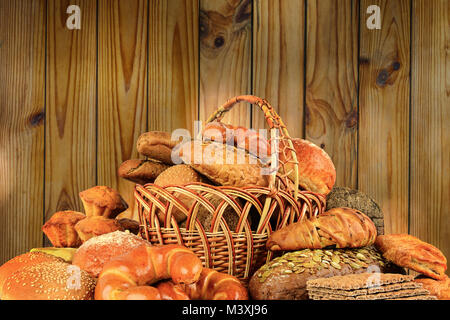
[72,231,149,278]
[75,216,124,243]
[79,186,128,219]
[279,138,336,195]
[136,131,181,164]
[1,261,96,300]
[118,159,170,185]
[116,218,140,235]
[375,234,447,280]
[414,275,450,300]
[42,210,86,248]
[178,141,269,188]
[0,252,64,298]
[266,207,377,251]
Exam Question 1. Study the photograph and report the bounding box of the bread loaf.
[118,159,170,184]
[136,131,182,165]
[249,246,402,300]
[177,140,269,188]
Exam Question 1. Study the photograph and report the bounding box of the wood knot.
[214,36,225,48]
[29,111,45,127]
[392,61,401,70]
[359,57,370,65]
[376,69,389,87]
[345,110,358,129]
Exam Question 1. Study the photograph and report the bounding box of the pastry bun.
[75,216,124,243]
[42,210,86,247]
[79,186,128,219]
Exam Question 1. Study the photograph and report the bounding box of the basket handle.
[203,95,300,200]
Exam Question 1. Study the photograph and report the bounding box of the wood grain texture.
[410,0,449,274]
[252,0,305,138]
[199,0,252,128]
[305,0,359,189]
[148,0,199,134]
[45,0,97,229]
[97,0,148,220]
[0,0,46,264]
[359,0,410,234]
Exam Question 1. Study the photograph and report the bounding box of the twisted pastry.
[266,207,377,251]
[156,268,248,300]
[94,244,202,300]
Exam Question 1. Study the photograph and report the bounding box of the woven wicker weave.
[135,95,326,284]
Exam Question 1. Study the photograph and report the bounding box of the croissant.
[156,268,248,300]
[266,207,377,251]
[94,244,202,300]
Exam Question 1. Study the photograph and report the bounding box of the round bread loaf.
[326,187,384,235]
[1,261,96,300]
[136,131,182,164]
[278,138,336,195]
[75,216,124,243]
[72,231,149,277]
[42,210,86,247]
[0,252,64,298]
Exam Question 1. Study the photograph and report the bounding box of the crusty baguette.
[266,207,377,251]
[375,234,447,280]
[118,159,170,185]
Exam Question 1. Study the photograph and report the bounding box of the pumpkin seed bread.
[249,246,402,300]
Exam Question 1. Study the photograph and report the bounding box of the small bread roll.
[278,138,336,195]
[118,159,170,185]
[75,216,124,243]
[72,231,149,277]
[79,186,128,219]
[1,261,96,300]
[0,252,64,298]
[42,210,86,248]
[154,164,210,223]
[136,131,182,164]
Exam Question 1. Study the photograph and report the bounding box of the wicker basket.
[135,95,326,284]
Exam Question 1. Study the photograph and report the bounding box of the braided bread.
[266,207,377,251]
[156,268,248,300]
[94,244,202,300]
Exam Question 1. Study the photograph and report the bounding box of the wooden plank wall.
[0,0,448,275]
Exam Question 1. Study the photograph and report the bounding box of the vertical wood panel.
[0,0,46,264]
[305,0,359,188]
[252,0,305,138]
[148,0,199,134]
[199,0,252,127]
[45,0,97,228]
[410,0,449,274]
[359,0,410,234]
[97,0,148,220]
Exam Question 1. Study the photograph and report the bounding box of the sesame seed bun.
[0,251,64,298]
[1,260,96,300]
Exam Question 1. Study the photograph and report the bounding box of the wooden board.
[45,0,97,229]
[304,0,359,188]
[0,0,46,264]
[97,0,148,220]
[358,0,410,234]
[252,0,305,139]
[148,0,199,135]
[199,0,252,128]
[410,0,449,273]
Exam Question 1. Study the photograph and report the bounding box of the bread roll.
[42,210,86,248]
[278,138,336,195]
[118,159,171,185]
[202,122,270,160]
[72,231,149,277]
[75,216,124,243]
[79,186,128,219]
[1,261,96,300]
[177,140,269,188]
[0,252,64,298]
[136,131,182,164]
[414,275,450,300]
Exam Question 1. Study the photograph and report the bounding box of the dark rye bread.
[249,246,403,300]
